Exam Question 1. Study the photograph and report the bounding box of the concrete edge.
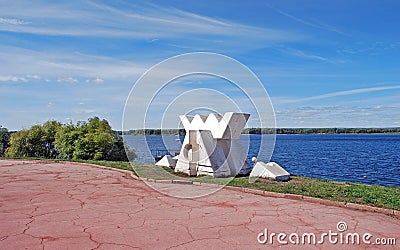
[155,179,173,184]
[172,180,193,185]
[18,159,399,219]
[68,162,136,179]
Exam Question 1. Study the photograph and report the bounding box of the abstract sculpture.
[174,112,252,177]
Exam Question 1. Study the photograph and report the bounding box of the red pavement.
[0,160,399,249]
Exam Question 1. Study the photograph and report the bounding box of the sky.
[1,0,400,130]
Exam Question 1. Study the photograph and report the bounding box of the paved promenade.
[0,160,398,249]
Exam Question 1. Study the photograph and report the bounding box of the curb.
[65,161,138,180]
[172,180,193,185]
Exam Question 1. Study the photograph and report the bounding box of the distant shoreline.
[119,127,400,136]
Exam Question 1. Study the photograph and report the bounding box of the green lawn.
[229,176,400,210]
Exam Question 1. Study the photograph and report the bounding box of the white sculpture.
[174,112,252,177]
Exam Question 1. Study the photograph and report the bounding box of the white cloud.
[83,109,96,114]
[283,85,400,103]
[0,0,299,47]
[266,3,346,36]
[26,74,41,79]
[0,1,302,89]
[0,75,27,82]
[275,46,343,64]
[57,77,78,83]
[0,17,30,25]
[0,74,43,82]
[0,45,147,81]
[86,78,104,84]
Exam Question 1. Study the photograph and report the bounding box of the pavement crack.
[83,227,101,249]
[22,218,35,234]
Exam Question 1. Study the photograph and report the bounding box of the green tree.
[27,125,44,157]
[42,121,62,158]
[5,129,30,158]
[105,134,137,161]
[5,121,61,158]
[6,117,136,161]
[70,117,114,160]
[0,126,10,157]
[54,123,81,159]
[54,117,136,161]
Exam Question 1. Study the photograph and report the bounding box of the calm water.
[124,134,400,187]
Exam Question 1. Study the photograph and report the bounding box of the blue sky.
[1,0,399,130]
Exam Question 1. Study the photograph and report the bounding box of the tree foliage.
[0,126,10,157]
[5,117,136,161]
[5,121,61,158]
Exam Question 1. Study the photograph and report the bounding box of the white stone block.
[250,161,290,181]
[155,155,177,168]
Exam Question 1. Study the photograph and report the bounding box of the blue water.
[124,134,400,187]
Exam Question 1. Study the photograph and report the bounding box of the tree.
[6,117,136,161]
[68,117,114,160]
[42,121,62,158]
[6,129,30,158]
[54,117,136,161]
[5,121,61,158]
[54,123,81,159]
[104,134,137,161]
[0,126,10,157]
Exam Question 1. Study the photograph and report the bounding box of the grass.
[229,176,400,210]
[2,157,399,211]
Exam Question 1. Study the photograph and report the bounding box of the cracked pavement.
[0,160,399,249]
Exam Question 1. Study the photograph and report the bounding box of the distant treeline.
[244,127,400,134]
[123,129,185,136]
[122,127,400,136]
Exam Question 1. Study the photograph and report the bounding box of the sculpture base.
[175,159,251,178]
